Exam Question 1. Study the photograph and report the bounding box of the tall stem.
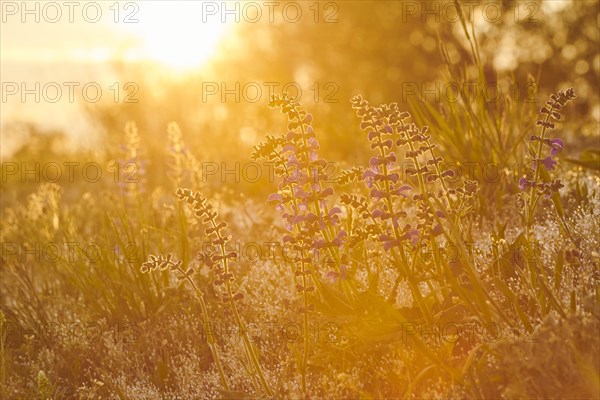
[211,219,272,396]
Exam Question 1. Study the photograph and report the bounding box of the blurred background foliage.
[3,0,598,202]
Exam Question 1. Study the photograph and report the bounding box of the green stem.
[367,111,433,324]
[210,219,272,396]
[177,268,230,392]
[273,150,313,394]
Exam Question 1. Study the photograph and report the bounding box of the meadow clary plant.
[143,188,273,397]
[251,93,345,392]
[348,95,489,323]
[520,88,576,237]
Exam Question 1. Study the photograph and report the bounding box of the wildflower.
[518,177,530,191]
[541,156,558,171]
[326,264,348,283]
[404,228,420,245]
[176,186,272,395]
[549,138,564,155]
[522,88,575,236]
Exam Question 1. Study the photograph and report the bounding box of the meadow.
[1,1,599,399]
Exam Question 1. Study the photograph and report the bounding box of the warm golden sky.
[1,0,234,65]
[1,1,237,156]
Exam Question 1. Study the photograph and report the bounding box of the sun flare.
[122,2,233,71]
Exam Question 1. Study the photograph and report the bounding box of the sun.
[122,2,234,71]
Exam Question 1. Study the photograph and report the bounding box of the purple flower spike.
[549,138,564,155]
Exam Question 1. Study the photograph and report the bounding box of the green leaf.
[514,300,533,333]
[554,249,564,292]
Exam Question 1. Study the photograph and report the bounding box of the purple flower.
[519,177,539,191]
[281,144,296,154]
[320,187,334,198]
[325,271,337,283]
[431,224,443,236]
[326,265,347,283]
[313,238,326,248]
[289,214,306,224]
[362,168,379,188]
[519,177,529,191]
[541,156,558,170]
[328,207,342,219]
[332,230,347,247]
[293,186,308,198]
[405,229,420,245]
[382,238,401,251]
[549,138,564,155]
[370,189,386,199]
[390,185,412,198]
[369,157,380,169]
[267,193,283,203]
[372,209,391,220]
[282,235,294,243]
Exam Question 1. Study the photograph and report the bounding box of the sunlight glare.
[123,2,234,71]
